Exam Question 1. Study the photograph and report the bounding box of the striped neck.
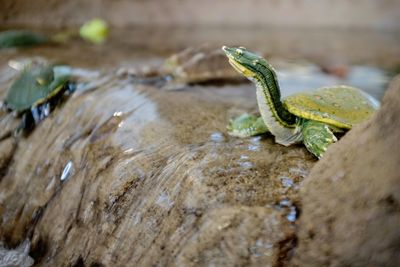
[250,63,297,128]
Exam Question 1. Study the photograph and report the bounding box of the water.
[280,176,295,188]
[209,132,225,142]
[60,160,74,182]
[0,240,34,267]
[277,199,298,222]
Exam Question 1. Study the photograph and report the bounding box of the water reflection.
[209,132,225,142]
[248,136,262,151]
[280,176,294,188]
[60,160,74,182]
[277,199,298,222]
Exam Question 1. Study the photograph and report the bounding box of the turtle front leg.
[227,113,269,137]
[301,120,337,159]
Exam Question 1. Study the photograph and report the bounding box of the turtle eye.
[235,48,244,55]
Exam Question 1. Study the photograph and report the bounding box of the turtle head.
[222,46,266,80]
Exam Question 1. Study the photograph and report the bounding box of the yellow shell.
[283,86,378,129]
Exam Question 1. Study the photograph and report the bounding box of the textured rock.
[0,61,315,266]
[294,76,400,266]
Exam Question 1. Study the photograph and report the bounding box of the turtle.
[125,44,245,90]
[222,46,379,158]
[4,64,75,132]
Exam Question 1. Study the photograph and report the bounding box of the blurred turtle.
[126,44,246,90]
[4,63,75,133]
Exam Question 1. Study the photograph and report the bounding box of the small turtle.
[4,64,75,132]
[127,44,245,90]
[222,46,379,158]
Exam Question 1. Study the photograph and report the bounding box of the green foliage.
[79,18,109,44]
[0,30,47,49]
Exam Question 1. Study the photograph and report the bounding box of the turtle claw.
[301,120,337,159]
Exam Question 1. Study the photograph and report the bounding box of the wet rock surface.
[294,76,400,266]
[0,61,315,266]
[0,239,34,267]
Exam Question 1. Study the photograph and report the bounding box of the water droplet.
[286,206,297,222]
[279,199,291,207]
[123,148,134,154]
[280,176,294,188]
[248,144,259,151]
[156,192,174,209]
[277,199,298,222]
[60,161,74,182]
[41,103,50,118]
[248,136,261,151]
[209,132,224,142]
[239,161,253,169]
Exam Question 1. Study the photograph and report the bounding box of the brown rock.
[0,62,315,266]
[0,137,16,178]
[294,76,400,266]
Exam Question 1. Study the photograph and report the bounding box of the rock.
[0,61,315,266]
[294,76,400,266]
[0,137,16,177]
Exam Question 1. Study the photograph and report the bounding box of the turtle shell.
[283,86,378,129]
[5,65,70,112]
[162,45,244,84]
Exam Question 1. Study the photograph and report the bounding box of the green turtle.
[222,46,378,158]
[4,64,74,132]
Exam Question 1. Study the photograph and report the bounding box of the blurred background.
[1,0,399,100]
[2,0,400,28]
